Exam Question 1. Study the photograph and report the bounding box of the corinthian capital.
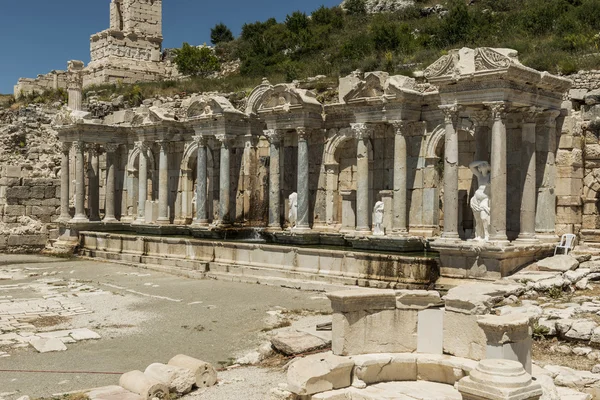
[390,120,409,136]
[264,129,283,143]
[439,103,460,124]
[350,123,372,140]
[483,101,508,121]
[104,143,119,153]
[296,127,309,141]
[192,135,209,147]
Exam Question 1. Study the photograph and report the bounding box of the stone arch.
[124,145,156,220]
[425,125,445,161]
[245,80,272,115]
[324,128,354,166]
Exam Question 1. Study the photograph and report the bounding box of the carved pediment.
[343,73,386,102]
[474,48,516,71]
[187,98,223,118]
[257,84,321,113]
[423,54,457,79]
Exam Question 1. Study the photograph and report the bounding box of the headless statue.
[288,192,298,228]
[373,201,385,236]
[469,161,491,241]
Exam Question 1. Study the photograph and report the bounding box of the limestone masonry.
[13,0,178,97]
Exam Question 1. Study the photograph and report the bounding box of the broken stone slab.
[314,381,463,400]
[118,370,169,400]
[457,359,542,400]
[144,363,195,395]
[350,353,417,385]
[507,270,562,283]
[556,387,593,400]
[394,289,442,310]
[271,330,330,356]
[526,276,569,292]
[544,365,600,389]
[416,354,478,385]
[565,269,591,284]
[29,337,67,353]
[287,351,354,396]
[557,319,598,341]
[167,354,217,388]
[535,374,560,400]
[443,282,524,315]
[69,328,101,341]
[537,255,580,272]
[86,385,143,400]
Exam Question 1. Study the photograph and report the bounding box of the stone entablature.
[53,47,574,278]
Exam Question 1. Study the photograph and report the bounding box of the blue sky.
[0,0,340,94]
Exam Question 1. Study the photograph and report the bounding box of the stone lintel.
[395,290,442,310]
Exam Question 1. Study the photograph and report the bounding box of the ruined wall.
[13,71,68,98]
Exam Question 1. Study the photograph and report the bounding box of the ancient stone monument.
[469,161,491,241]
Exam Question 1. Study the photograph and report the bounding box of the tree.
[173,43,220,77]
[211,23,234,45]
[344,0,367,15]
[285,11,309,34]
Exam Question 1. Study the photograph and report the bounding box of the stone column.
[518,108,540,242]
[440,104,460,239]
[59,142,72,222]
[470,110,490,162]
[103,143,119,222]
[193,136,209,226]
[486,102,508,242]
[265,129,283,229]
[66,60,84,111]
[352,123,372,232]
[391,121,408,234]
[296,127,310,230]
[536,110,561,239]
[157,141,170,225]
[134,141,149,224]
[88,145,100,221]
[216,134,232,225]
[325,164,339,226]
[70,140,89,223]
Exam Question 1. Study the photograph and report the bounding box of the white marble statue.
[288,192,298,228]
[469,161,491,241]
[373,201,385,236]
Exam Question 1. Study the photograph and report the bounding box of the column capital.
[350,123,372,140]
[134,140,150,152]
[296,127,309,141]
[483,101,508,121]
[87,143,100,157]
[61,142,72,154]
[521,106,544,125]
[72,140,85,152]
[104,143,119,153]
[264,129,284,143]
[439,103,460,123]
[469,109,490,127]
[192,135,209,147]
[542,109,562,125]
[156,140,170,152]
[244,134,260,148]
[389,120,410,135]
[215,134,234,147]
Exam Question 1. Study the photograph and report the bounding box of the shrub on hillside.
[173,43,221,77]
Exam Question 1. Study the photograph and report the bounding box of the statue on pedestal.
[469,161,491,241]
[373,201,385,236]
[288,192,298,228]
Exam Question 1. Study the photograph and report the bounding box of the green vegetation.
[173,43,221,77]
[532,322,550,341]
[211,22,234,45]
[13,88,67,106]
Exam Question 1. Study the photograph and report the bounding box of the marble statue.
[469,161,491,241]
[288,192,298,228]
[373,201,385,236]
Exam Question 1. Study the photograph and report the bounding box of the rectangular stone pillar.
[266,129,282,229]
[325,164,339,227]
[391,121,408,234]
[193,136,209,226]
[440,104,460,239]
[59,142,72,222]
[486,102,508,242]
[156,141,170,225]
[71,140,89,223]
[296,127,310,230]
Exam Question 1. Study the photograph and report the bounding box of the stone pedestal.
[457,359,542,400]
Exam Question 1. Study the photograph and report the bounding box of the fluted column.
[216,134,232,225]
[296,127,310,230]
[88,145,100,221]
[67,60,84,111]
[157,141,170,225]
[440,104,460,239]
[485,101,508,242]
[193,136,209,226]
[133,141,149,224]
[265,129,283,229]
[70,140,88,223]
[351,123,372,232]
[391,121,408,234]
[103,143,119,222]
[59,142,72,222]
[517,107,540,242]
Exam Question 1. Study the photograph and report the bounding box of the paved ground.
[0,254,331,399]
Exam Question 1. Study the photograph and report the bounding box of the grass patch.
[30,315,70,328]
[35,394,90,400]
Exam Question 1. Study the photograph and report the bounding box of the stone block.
[417,308,444,354]
[29,337,67,353]
[167,354,217,388]
[416,354,478,385]
[144,363,195,395]
[443,310,486,361]
[570,89,588,101]
[2,165,22,178]
[271,330,329,356]
[5,186,30,200]
[287,352,354,396]
[351,353,417,385]
[31,206,57,216]
[3,205,25,216]
[537,255,579,272]
[327,289,396,313]
[395,290,441,310]
[0,177,21,186]
[443,282,524,315]
[332,308,418,356]
[30,186,46,199]
[8,235,47,246]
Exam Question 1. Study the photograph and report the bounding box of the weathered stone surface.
[536,374,560,400]
[69,328,101,341]
[86,385,144,400]
[351,353,417,384]
[416,354,478,385]
[327,289,396,313]
[167,354,217,388]
[395,289,441,310]
[287,352,354,395]
[443,311,487,360]
[29,337,67,353]
[271,330,330,356]
[144,363,195,394]
[557,319,597,341]
[537,255,580,272]
[119,370,170,400]
[443,283,524,314]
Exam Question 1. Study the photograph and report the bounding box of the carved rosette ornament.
[484,102,507,121]
[264,129,283,144]
[350,123,372,140]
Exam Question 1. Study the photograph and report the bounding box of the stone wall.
[13,71,68,98]
[0,165,60,252]
[568,70,600,91]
